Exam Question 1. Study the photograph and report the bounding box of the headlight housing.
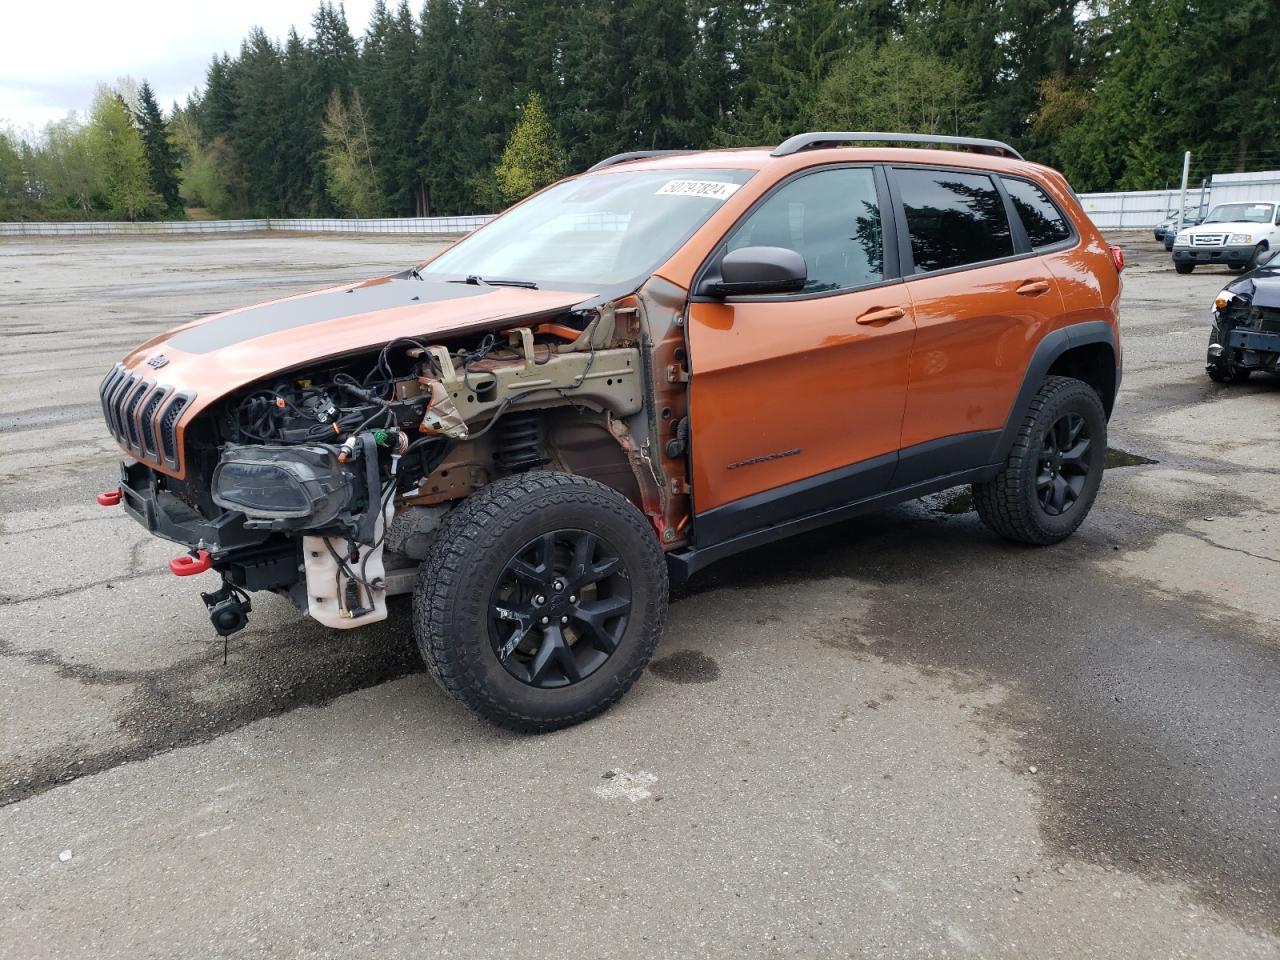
[1175,231,1192,244]
[212,444,355,527]
[1214,288,1237,311]
[1228,233,1254,244]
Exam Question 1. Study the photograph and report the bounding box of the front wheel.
[1207,329,1252,383]
[1175,261,1195,274]
[1249,243,1268,269]
[972,376,1107,546]
[413,472,667,732]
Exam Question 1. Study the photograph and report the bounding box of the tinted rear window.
[1002,178,1072,248]
[896,168,1013,273]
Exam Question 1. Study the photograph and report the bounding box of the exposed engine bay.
[105,283,692,641]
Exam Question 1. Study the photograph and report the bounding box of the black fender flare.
[992,320,1120,462]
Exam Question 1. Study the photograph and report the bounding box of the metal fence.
[1078,171,1280,229]
[0,214,493,238]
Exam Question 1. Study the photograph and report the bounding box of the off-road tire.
[972,376,1107,546]
[1207,329,1251,383]
[1175,261,1194,274]
[413,472,667,732]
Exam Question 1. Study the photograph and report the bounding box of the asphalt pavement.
[1,231,1276,959]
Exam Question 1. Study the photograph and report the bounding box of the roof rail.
[771,131,1023,161]
[586,150,693,172]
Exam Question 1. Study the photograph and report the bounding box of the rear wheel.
[973,376,1107,546]
[413,472,667,732]
[1175,261,1195,274]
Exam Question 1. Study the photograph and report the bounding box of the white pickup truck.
[1172,199,1280,273]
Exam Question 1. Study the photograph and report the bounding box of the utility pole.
[1177,151,1191,225]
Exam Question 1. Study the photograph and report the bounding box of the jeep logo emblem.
[146,354,169,369]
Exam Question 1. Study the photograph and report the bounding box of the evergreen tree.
[230,29,289,215]
[360,0,424,214]
[720,0,855,145]
[280,28,320,214]
[134,81,183,214]
[494,91,564,203]
[416,0,475,214]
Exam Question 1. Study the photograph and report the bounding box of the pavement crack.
[0,570,166,607]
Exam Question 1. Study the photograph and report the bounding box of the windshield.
[1203,202,1275,224]
[422,168,756,289]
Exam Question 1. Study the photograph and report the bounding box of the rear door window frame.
[998,174,1079,255]
[887,163,1049,279]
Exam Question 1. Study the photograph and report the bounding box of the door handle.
[855,306,907,325]
[1016,279,1051,296]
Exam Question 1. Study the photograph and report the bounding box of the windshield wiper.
[450,274,539,289]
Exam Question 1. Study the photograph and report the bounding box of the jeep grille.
[99,363,193,471]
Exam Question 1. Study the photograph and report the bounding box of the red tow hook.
[97,489,123,507]
[170,550,212,577]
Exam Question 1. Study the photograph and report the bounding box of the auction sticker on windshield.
[656,180,741,200]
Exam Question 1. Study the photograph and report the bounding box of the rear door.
[686,165,916,545]
[888,166,1068,486]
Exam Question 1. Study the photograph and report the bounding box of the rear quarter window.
[1001,177,1073,249]
[895,168,1013,273]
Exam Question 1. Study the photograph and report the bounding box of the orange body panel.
[687,292,916,512]
[897,260,1066,448]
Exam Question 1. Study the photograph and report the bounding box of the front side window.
[896,168,1014,273]
[1001,177,1072,249]
[725,167,883,293]
[1203,202,1275,224]
[423,167,756,289]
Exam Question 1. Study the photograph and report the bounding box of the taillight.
[1109,245,1125,272]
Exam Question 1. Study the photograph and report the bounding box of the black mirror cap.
[709,246,807,296]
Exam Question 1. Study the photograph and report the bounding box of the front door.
[686,165,916,546]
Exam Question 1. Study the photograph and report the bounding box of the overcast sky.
[0,0,381,134]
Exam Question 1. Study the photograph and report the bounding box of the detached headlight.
[212,444,354,526]
[1228,233,1254,244]
[1214,288,1237,311]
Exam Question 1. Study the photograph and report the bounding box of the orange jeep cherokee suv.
[99,132,1122,730]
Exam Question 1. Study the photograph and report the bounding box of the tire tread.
[412,472,667,732]
[972,376,1105,545]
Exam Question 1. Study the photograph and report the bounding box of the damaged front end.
[1209,268,1280,379]
[101,283,693,641]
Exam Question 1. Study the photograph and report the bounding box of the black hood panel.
[167,279,494,354]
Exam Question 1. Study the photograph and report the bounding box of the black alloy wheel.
[1037,412,1092,517]
[413,472,667,732]
[972,375,1107,545]
[488,529,632,688]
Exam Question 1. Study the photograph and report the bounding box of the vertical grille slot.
[159,394,191,468]
[138,387,169,456]
[122,379,149,448]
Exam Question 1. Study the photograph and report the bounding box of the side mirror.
[709,246,807,296]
